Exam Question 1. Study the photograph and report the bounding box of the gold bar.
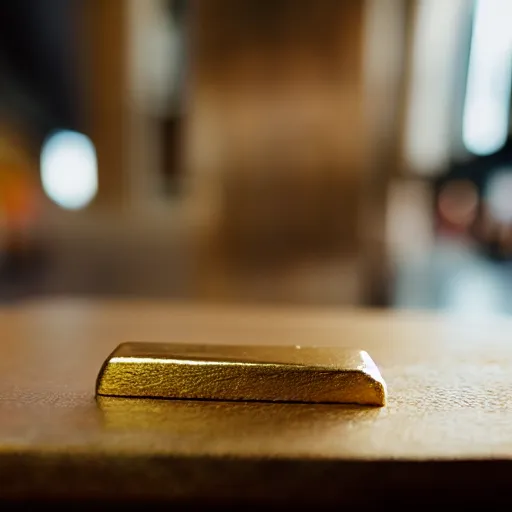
[96,343,387,406]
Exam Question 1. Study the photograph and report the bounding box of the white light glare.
[463,0,512,156]
[41,130,98,210]
[405,0,467,175]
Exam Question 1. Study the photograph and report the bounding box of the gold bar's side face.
[96,343,386,406]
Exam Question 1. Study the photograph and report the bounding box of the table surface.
[2,299,512,503]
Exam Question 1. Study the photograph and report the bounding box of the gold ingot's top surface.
[96,342,387,406]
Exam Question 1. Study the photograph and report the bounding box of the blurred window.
[404,0,470,175]
[463,0,512,156]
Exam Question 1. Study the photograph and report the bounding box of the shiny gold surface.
[96,342,387,405]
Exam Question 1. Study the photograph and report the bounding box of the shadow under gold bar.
[96,342,387,406]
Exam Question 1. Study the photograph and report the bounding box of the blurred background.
[1,0,512,315]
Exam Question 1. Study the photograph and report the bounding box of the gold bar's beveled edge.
[96,343,387,406]
[359,350,387,406]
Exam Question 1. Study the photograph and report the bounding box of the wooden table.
[1,299,512,505]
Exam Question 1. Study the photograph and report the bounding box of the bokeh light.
[438,180,478,228]
[40,130,98,210]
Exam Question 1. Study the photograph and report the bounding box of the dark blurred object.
[0,0,82,140]
[0,124,44,300]
[0,233,46,301]
[0,0,85,299]
[436,136,512,261]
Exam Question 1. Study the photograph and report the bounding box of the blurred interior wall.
[187,0,407,304]
[24,0,408,304]
[188,0,367,302]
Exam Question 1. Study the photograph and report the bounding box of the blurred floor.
[394,236,512,316]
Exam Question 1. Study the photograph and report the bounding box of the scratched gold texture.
[96,342,387,405]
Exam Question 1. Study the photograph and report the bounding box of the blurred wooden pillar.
[360,0,408,305]
[187,0,370,304]
[84,0,128,210]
